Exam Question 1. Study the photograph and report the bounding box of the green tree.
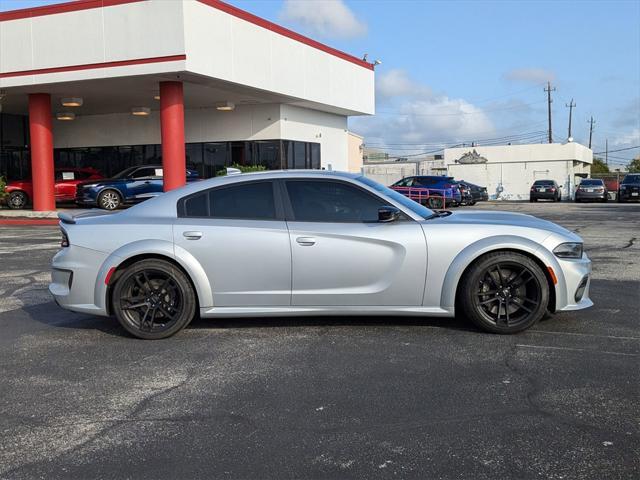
[591,157,610,173]
[628,157,640,173]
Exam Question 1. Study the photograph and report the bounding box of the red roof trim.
[198,0,373,71]
[0,0,373,71]
[0,0,144,21]
[0,54,186,78]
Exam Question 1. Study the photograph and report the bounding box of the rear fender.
[94,239,213,311]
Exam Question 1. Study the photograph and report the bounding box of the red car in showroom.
[4,168,103,209]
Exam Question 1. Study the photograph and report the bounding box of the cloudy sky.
[2,0,639,165]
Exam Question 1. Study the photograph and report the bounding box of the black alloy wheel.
[459,252,549,334]
[7,191,28,209]
[113,259,196,339]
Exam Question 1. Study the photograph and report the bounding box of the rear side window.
[285,180,385,223]
[179,181,276,220]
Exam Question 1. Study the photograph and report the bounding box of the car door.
[283,178,427,307]
[173,180,291,307]
[127,167,163,201]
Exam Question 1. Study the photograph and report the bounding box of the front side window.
[286,180,386,223]
[133,167,161,179]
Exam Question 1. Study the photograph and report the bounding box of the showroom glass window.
[285,180,385,223]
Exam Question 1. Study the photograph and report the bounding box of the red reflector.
[105,267,116,285]
[547,266,558,285]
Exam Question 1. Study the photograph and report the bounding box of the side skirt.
[199,306,454,318]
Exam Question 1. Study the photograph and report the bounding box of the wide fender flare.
[94,239,213,311]
[440,234,566,310]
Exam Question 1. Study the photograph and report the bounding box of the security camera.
[374,60,382,66]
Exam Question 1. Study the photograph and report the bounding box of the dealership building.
[0,0,375,210]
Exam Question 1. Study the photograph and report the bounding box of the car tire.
[427,196,444,209]
[458,251,549,334]
[112,259,197,340]
[97,189,122,210]
[7,191,29,209]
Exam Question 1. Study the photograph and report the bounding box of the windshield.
[622,174,640,184]
[112,166,139,179]
[357,176,434,219]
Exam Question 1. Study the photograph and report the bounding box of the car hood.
[77,178,121,187]
[430,210,577,238]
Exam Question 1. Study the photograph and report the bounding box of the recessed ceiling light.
[216,101,235,111]
[61,97,83,107]
[131,107,151,116]
[56,112,76,121]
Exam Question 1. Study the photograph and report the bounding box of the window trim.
[280,178,410,224]
[177,179,284,221]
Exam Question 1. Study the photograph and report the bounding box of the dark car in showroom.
[390,175,462,208]
[76,165,199,210]
[529,179,562,202]
[458,180,489,204]
[617,173,640,202]
[575,178,608,202]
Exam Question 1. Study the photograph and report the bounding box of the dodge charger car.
[75,165,199,210]
[50,171,592,339]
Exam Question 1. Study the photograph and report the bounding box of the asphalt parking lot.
[0,202,638,479]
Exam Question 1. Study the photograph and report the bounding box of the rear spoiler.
[58,209,115,224]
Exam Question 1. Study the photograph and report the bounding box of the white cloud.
[350,70,494,153]
[503,68,556,84]
[279,0,367,39]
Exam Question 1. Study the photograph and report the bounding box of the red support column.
[159,81,186,192]
[28,93,56,211]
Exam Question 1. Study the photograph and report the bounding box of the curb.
[0,218,59,226]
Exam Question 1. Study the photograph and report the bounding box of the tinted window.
[622,175,640,184]
[286,180,386,223]
[183,191,209,217]
[210,182,276,220]
[580,179,603,186]
[358,175,433,219]
[133,167,160,179]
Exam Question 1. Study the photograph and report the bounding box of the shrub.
[0,176,7,200]
[217,164,267,176]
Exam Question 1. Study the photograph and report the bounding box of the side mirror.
[378,206,401,223]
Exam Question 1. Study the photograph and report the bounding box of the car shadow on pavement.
[21,300,479,338]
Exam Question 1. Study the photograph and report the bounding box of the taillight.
[550,187,556,192]
[61,229,69,248]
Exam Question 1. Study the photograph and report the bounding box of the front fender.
[439,235,566,312]
[93,239,214,312]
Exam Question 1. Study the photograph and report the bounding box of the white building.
[445,143,593,200]
[0,0,375,209]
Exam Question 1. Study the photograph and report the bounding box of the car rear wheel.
[98,189,122,210]
[458,252,549,334]
[112,259,196,339]
[7,191,29,209]
[427,196,445,209]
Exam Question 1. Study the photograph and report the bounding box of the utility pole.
[544,81,556,143]
[587,116,595,149]
[565,98,576,139]
[605,139,608,165]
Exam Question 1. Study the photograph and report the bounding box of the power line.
[593,145,640,155]
[374,100,545,117]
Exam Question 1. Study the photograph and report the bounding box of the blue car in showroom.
[76,165,199,210]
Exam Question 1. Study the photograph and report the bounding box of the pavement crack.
[622,237,636,249]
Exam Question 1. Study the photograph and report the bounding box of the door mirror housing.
[378,206,401,223]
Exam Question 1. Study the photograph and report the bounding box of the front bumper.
[555,253,593,311]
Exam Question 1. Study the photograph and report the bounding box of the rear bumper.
[530,192,558,199]
[575,191,607,200]
[618,190,640,201]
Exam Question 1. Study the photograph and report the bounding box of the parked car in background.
[76,165,199,210]
[4,168,103,209]
[454,181,475,205]
[51,170,592,339]
[391,176,462,208]
[617,174,640,203]
[460,181,489,202]
[530,179,561,202]
[575,179,607,202]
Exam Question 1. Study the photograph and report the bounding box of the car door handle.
[296,237,316,246]
[183,231,203,240]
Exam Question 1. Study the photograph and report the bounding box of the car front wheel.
[458,252,549,334]
[112,259,197,339]
[7,191,29,209]
[98,189,122,210]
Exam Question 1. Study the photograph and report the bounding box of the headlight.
[553,242,583,259]
[81,183,99,188]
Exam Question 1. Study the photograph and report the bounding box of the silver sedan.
[50,171,592,339]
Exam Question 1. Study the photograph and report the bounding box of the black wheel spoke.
[504,299,510,325]
[512,298,534,313]
[478,297,500,306]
